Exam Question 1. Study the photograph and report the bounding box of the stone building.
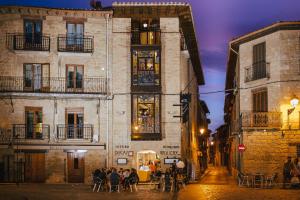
[225,21,300,181]
[0,2,205,183]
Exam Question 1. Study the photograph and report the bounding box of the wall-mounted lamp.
[288,94,299,115]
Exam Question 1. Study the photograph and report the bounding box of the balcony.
[57,124,93,141]
[57,35,93,53]
[6,33,50,51]
[0,76,107,94]
[12,124,50,140]
[131,28,161,45]
[245,61,270,82]
[241,111,281,129]
[131,133,162,141]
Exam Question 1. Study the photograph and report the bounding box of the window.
[74,158,79,169]
[132,49,160,87]
[252,89,268,127]
[25,107,43,139]
[66,65,84,90]
[252,89,268,112]
[24,64,50,91]
[66,23,84,46]
[252,42,267,80]
[131,19,160,45]
[132,94,160,135]
[66,108,84,139]
[24,20,42,45]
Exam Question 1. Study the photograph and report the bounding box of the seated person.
[110,168,120,191]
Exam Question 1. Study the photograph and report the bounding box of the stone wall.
[242,130,300,181]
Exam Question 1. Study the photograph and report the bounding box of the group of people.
[283,157,300,189]
[93,168,139,192]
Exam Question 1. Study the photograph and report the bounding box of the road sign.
[238,144,246,152]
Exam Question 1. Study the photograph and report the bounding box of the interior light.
[290,95,299,108]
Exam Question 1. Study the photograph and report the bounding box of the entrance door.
[67,152,84,183]
[25,107,43,139]
[24,153,45,182]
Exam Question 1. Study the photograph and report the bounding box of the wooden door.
[25,153,45,182]
[67,152,84,183]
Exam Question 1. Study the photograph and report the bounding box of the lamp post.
[287,94,299,129]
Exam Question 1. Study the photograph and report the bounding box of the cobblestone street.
[0,167,299,200]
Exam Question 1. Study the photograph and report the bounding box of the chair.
[265,173,278,188]
[92,176,103,192]
[109,184,120,193]
[238,172,251,187]
[253,173,264,188]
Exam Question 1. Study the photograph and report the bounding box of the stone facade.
[225,22,300,181]
[0,3,205,183]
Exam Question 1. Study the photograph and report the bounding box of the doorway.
[24,153,45,182]
[67,152,84,183]
[66,108,84,139]
[25,107,43,139]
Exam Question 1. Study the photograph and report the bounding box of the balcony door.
[25,107,43,139]
[66,108,84,139]
[66,23,84,48]
[24,64,50,92]
[66,65,84,92]
[252,89,268,127]
[252,42,266,80]
[24,20,42,47]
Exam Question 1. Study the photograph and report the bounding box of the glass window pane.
[76,66,83,89]
[67,66,74,88]
[24,64,33,88]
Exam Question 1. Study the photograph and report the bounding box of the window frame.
[131,46,161,90]
[66,64,84,91]
[131,94,161,140]
[252,88,268,112]
[23,63,50,92]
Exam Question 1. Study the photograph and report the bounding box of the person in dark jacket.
[283,156,293,188]
[110,168,120,192]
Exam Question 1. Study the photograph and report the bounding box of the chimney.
[90,0,102,10]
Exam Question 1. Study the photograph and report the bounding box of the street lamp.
[199,128,205,135]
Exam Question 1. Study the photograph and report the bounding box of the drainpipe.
[105,13,110,168]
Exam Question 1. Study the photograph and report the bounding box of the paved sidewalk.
[0,167,299,200]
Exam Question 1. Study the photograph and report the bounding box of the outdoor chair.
[109,184,120,193]
[265,173,278,188]
[130,183,138,192]
[238,172,251,187]
[92,176,103,192]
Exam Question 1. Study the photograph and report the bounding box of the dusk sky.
[1,0,300,132]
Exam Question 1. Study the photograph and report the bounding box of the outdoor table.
[252,173,265,188]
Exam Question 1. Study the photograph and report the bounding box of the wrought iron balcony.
[245,61,270,82]
[57,124,93,141]
[57,35,93,53]
[6,33,50,51]
[0,76,107,94]
[131,132,162,141]
[131,28,161,45]
[241,111,281,128]
[12,124,50,140]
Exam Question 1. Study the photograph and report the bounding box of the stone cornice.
[0,6,113,18]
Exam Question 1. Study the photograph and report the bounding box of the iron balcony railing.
[241,112,281,128]
[57,124,93,141]
[12,124,50,140]
[6,33,50,51]
[57,35,94,53]
[245,61,270,82]
[131,28,161,45]
[0,76,107,94]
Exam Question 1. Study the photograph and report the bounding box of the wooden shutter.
[253,42,266,64]
[252,89,268,112]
